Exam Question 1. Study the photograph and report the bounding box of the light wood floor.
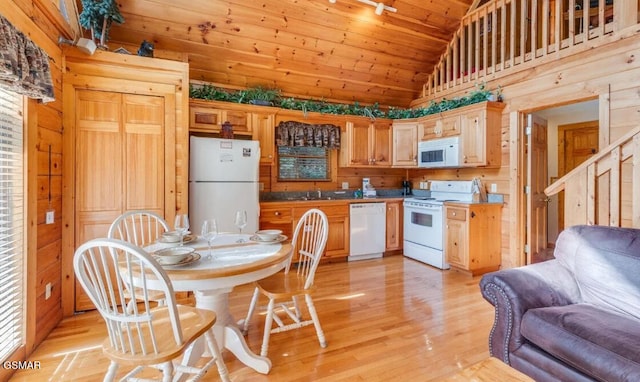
[10,256,496,381]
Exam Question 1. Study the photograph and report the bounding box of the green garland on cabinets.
[189,82,501,119]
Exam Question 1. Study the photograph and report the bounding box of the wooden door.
[392,122,418,166]
[558,121,599,230]
[371,121,391,166]
[347,120,372,166]
[526,115,548,265]
[75,90,165,311]
[385,201,402,250]
[460,109,486,166]
[252,112,276,163]
[445,216,467,268]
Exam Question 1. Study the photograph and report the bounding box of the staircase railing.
[422,0,634,99]
[545,126,640,228]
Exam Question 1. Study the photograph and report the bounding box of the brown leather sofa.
[480,225,640,381]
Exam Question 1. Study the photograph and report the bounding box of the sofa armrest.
[479,260,581,364]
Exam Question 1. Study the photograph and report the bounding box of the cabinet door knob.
[275,211,281,216]
[452,212,456,216]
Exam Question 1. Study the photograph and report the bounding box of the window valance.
[276,120,341,149]
[0,14,55,103]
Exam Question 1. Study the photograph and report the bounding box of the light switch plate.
[45,282,52,300]
[46,210,54,224]
[342,182,349,190]
[490,183,498,193]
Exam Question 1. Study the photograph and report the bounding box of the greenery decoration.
[189,81,501,119]
[79,0,125,48]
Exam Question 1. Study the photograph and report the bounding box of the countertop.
[260,196,405,204]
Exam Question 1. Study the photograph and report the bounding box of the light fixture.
[356,0,397,15]
[329,0,336,3]
[58,36,97,55]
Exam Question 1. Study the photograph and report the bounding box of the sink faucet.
[317,188,322,198]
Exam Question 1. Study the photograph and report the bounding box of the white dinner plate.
[157,252,201,267]
[249,234,288,244]
[158,233,197,244]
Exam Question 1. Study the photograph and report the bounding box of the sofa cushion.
[554,225,640,319]
[521,303,640,381]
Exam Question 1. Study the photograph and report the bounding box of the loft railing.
[422,0,637,98]
[545,126,640,228]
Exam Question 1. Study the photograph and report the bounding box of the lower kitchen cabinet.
[260,202,350,260]
[385,200,403,251]
[259,206,294,239]
[294,204,349,259]
[444,203,502,276]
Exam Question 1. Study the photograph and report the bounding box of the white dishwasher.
[349,202,386,261]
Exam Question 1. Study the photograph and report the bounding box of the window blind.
[0,87,24,362]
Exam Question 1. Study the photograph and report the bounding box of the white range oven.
[403,180,475,269]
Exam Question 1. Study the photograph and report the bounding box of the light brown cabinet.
[251,112,276,164]
[416,101,505,168]
[385,200,403,251]
[340,118,392,167]
[444,203,502,276]
[189,100,252,135]
[294,203,350,258]
[259,206,294,238]
[420,114,460,140]
[391,121,419,167]
[260,202,350,259]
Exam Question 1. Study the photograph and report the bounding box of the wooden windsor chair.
[241,208,329,357]
[108,210,171,310]
[73,238,230,382]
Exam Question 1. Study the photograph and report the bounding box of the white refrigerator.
[189,136,260,235]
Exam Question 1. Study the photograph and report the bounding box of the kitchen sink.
[286,196,334,201]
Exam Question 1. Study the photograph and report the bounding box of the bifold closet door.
[74,89,165,311]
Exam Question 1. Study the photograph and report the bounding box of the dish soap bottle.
[354,189,363,199]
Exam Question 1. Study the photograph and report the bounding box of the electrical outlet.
[259,182,264,191]
[342,182,349,190]
[46,210,54,224]
[45,282,52,300]
[490,183,498,193]
[420,182,426,189]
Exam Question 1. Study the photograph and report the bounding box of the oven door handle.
[405,206,442,212]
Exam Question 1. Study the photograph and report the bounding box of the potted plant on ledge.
[240,86,281,106]
[79,0,125,50]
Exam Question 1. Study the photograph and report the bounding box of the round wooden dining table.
[144,233,292,374]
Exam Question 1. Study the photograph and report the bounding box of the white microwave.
[418,136,460,168]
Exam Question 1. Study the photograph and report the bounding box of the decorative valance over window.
[276,120,341,149]
[0,14,55,103]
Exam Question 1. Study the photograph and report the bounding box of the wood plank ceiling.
[105,0,475,107]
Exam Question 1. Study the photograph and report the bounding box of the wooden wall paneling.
[61,80,76,318]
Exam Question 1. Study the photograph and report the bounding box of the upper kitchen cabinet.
[251,112,276,164]
[392,120,419,167]
[417,101,505,168]
[340,118,392,167]
[459,103,503,167]
[419,114,460,140]
[189,99,252,135]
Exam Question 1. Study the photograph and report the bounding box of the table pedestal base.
[193,289,272,374]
